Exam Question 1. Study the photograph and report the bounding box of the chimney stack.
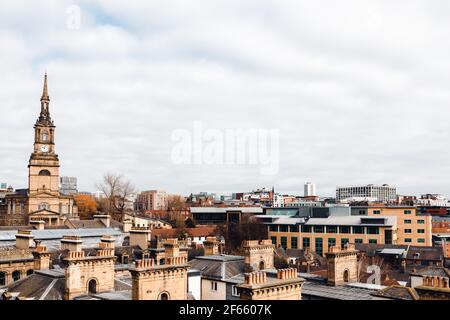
[93,214,111,228]
[203,236,219,256]
[33,243,51,270]
[129,227,151,250]
[15,230,35,249]
[29,220,45,230]
[123,219,132,233]
[164,238,180,259]
[61,235,83,252]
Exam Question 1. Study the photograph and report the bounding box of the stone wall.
[130,258,189,300]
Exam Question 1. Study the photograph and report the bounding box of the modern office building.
[265,206,432,255]
[190,207,263,226]
[351,206,432,246]
[336,184,396,202]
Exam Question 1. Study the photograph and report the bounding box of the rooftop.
[371,285,419,300]
[0,228,123,241]
[302,280,388,300]
[190,207,263,214]
[189,255,245,281]
[305,216,396,226]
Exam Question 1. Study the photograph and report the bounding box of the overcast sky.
[1,1,450,197]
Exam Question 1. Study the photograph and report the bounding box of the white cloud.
[1,0,450,197]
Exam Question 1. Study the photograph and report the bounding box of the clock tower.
[0,73,77,227]
[28,73,61,212]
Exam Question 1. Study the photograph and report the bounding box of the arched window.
[343,269,349,282]
[39,203,50,210]
[259,261,265,270]
[12,270,21,282]
[0,272,6,286]
[38,170,51,176]
[159,292,170,300]
[41,131,49,142]
[88,279,97,294]
[26,269,34,276]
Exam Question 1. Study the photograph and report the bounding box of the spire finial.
[41,72,49,101]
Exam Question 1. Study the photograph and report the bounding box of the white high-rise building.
[336,184,396,202]
[304,182,316,197]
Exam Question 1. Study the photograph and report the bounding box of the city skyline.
[2,1,450,197]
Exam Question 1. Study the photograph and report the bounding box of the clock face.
[40,145,49,153]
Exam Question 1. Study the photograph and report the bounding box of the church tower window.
[38,169,51,176]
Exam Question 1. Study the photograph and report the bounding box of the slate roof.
[371,285,420,300]
[0,228,123,241]
[189,255,245,281]
[68,220,106,229]
[301,280,389,300]
[4,270,133,300]
[356,243,443,261]
[411,266,450,278]
[5,269,65,300]
[405,246,443,261]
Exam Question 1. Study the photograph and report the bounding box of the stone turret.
[242,239,275,271]
[326,243,359,286]
[130,256,190,300]
[63,237,116,300]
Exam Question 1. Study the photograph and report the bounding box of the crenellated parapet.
[237,268,304,300]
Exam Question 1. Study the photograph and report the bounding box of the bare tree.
[219,213,268,254]
[166,194,187,224]
[96,173,135,221]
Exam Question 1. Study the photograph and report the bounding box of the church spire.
[41,72,49,102]
[38,73,53,125]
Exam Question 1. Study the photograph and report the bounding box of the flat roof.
[0,228,123,241]
[194,254,244,262]
[302,281,388,300]
[380,248,406,255]
[351,206,415,209]
[264,216,306,225]
[190,207,263,213]
[305,216,396,227]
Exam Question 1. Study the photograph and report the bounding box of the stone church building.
[0,74,77,226]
